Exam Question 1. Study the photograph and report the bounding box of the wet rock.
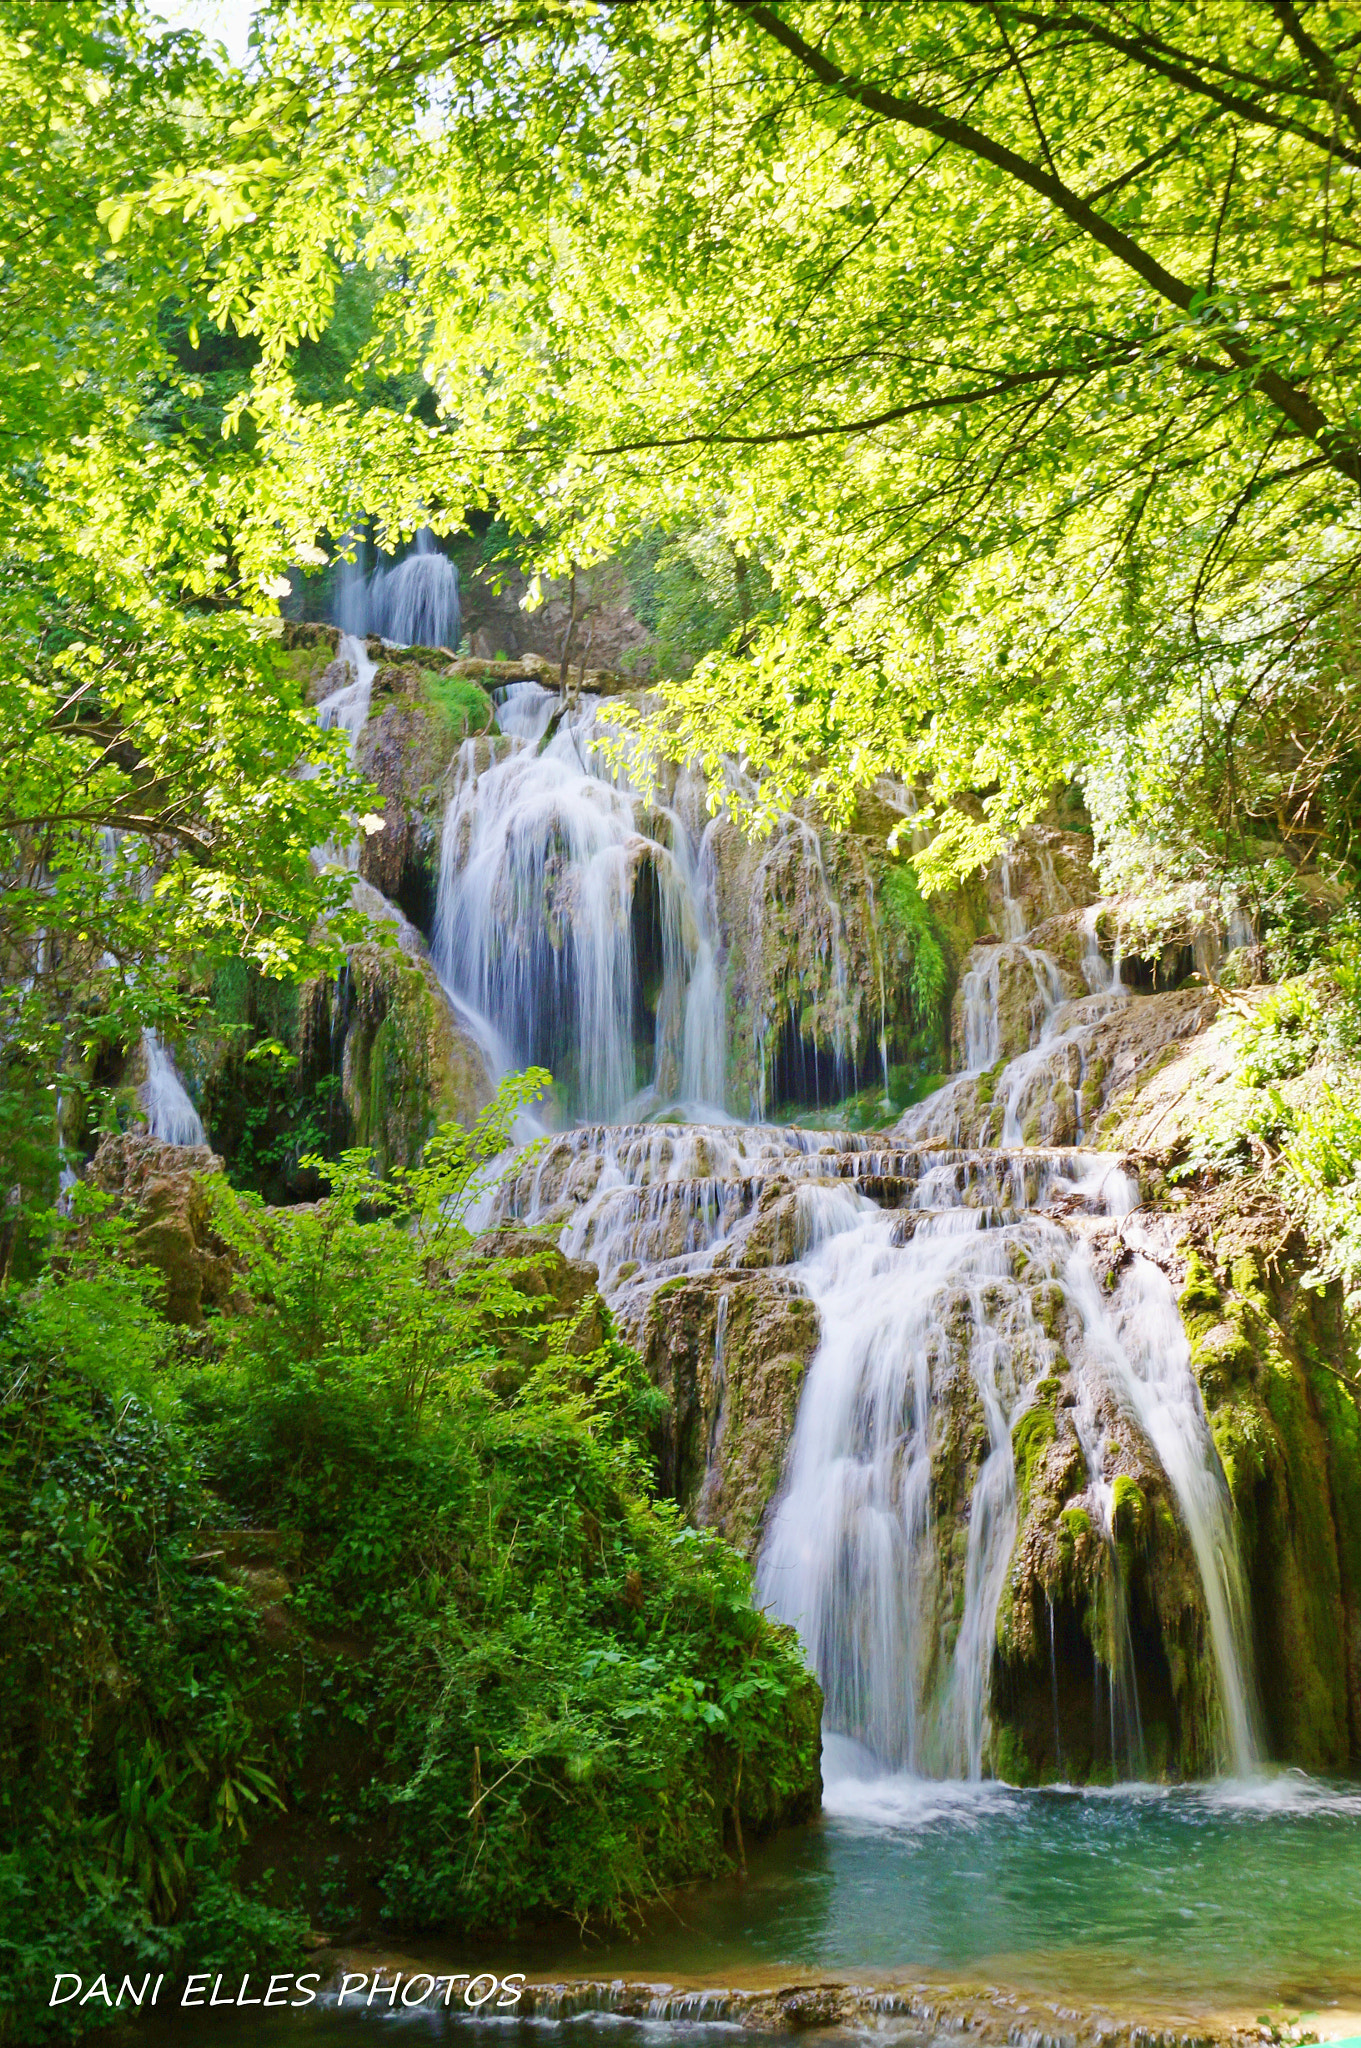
[353,671,461,909]
[274,620,343,706]
[1175,1237,1361,1769]
[464,1226,607,1370]
[640,1271,820,1557]
[903,988,1219,1150]
[305,882,492,1172]
[980,827,1098,935]
[86,1131,237,1324]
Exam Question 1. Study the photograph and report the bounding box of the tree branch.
[1012,6,1361,167]
[1270,0,1361,139]
[737,1,1361,486]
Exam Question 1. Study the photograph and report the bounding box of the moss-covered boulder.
[1178,1232,1361,1768]
[86,1132,238,1324]
[639,1271,820,1558]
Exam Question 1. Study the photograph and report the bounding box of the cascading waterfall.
[316,633,378,757]
[432,682,727,1121]
[306,632,379,876]
[139,1028,205,1147]
[336,527,461,652]
[485,835,1261,1785]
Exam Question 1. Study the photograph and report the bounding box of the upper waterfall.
[337,527,462,652]
[432,681,726,1123]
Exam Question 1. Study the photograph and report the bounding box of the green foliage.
[0,4,368,1242]
[420,669,494,738]
[881,863,948,1037]
[617,528,774,679]
[0,1272,308,2042]
[1163,921,1361,1315]
[1,1077,819,2033]
[109,0,1361,879]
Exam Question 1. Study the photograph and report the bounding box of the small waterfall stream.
[337,527,462,651]
[139,1028,205,1147]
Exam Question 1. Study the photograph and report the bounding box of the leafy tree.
[1,1091,820,2035]
[101,0,1361,884]
[0,3,365,1239]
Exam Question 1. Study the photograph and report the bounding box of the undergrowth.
[0,1078,820,2042]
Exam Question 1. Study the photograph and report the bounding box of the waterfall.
[316,633,377,756]
[432,682,727,1123]
[485,831,1261,1783]
[418,679,1259,1783]
[495,1105,1259,1782]
[308,632,378,875]
[139,1029,205,1147]
[336,527,461,651]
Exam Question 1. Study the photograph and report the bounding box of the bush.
[0,1081,820,2039]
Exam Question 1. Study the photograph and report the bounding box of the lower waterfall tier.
[497,1119,1361,1782]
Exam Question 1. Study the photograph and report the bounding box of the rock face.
[640,1272,820,1558]
[465,1227,608,1372]
[214,600,1361,1785]
[305,883,492,1174]
[1176,1231,1361,1770]
[904,985,1219,1150]
[86,1132,236,1324]
[353,665,465,917]
[457,558,653,674]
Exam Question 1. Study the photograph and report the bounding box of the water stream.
[433,683,726,1121]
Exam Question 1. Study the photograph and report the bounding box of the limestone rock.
[353,669,461,907]
[86,1131,237,1324]
[640,1271,820,1557]
[305,882,492,1172]
[981,827,1097,934]
[273,621,342,706]
[903,987,1219,1149]
[467,1226,607,1362]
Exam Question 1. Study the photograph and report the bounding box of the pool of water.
[509,1760,1361,2010]
[145,1766,1361,2042]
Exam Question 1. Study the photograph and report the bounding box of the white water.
[481,797,1262,1782]
[139,1028,205,1147]
[496,1108,1259,1780]
[316,633,377,757]
[433,683,727,1122]
[337,527,461,651]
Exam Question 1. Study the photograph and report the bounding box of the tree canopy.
[99,0,1361,879]
[7,0,1361,1203]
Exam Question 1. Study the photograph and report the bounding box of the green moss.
[1110,1473,1146,1582]
[421,668,494,737]
[1231,1250,1267,1302]
[1110,1473,1145,1537]
[1186,1237,1358,1769]
[974,1057,1009,1108]
[1012,1402,1056,1514]
[1179,1250,1222,1317]
[273,640,336,699]
[990,1723,1036,1786]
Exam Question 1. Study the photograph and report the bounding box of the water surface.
[176,1768,1361,2044]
